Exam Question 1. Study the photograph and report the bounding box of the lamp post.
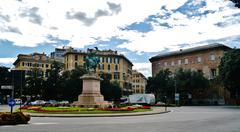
[164,96,167,111]
[174,74,179,106]
[19,70,23,112]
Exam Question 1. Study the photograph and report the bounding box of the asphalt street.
[1,106,240,132]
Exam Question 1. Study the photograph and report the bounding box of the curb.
[27,109,171,118]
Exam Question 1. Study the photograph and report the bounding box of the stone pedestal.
[72,74,111,108]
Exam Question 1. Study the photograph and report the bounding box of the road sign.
[1,85,13,90]
[8,99,16,107]
[175,93,180,101]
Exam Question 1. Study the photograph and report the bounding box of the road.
[1,106,240,132]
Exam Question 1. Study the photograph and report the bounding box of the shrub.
[0,112,31,125]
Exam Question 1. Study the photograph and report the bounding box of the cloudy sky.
[0,0,240,77]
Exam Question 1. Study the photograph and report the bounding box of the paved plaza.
[1,106,240,132]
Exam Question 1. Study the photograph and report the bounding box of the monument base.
[72,74,112,108]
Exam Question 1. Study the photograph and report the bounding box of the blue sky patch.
[175,0,207,18]
[123,22,153,33]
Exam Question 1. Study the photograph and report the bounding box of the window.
[108,64,111,71]
[210,69,217,79]
[197,57,202,63]
[115,65,118,71]
[123,73,126,80]
[102,57,105,63]
[210,54,215,61]
[178,60,181,65]
[164,62,168,66]
[113,58,116,63]
[46,64,49,68]
[114,72,120,80]
[99,64,104,70]
[117,58,120,64]
[22,62,24,66]
[197,69,203,73]
[75,55,78,61]
[107,57,112,63]
[75,62,78,68]
[184,59,188,64]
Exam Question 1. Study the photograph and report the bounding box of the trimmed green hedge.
[0,112,31,125]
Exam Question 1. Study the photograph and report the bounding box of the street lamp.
[174,74,179,106]
[164,96,167,111]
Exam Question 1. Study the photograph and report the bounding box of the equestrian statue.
[85,47,100,74]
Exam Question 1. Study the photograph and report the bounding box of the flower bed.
[98,107,135,111]
[19,105,152,114]
[20,106,79,113]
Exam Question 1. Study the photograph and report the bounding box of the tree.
[219,49,240,99]
[44,61,64,100]
[59,66,87,102]
[146,69,174,102]
[24,76,44,100]
[175,68,209,105]
[100,73,122,101]
[0,66,10,86]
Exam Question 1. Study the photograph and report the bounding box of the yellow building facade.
[132,70,147,94]
[64,49,133,94]
[13,53,54,78]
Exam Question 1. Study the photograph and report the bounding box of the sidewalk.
[0,105,170,117]
[0,104,20,112]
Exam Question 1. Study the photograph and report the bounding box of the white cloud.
[0,57,16,65]
[118,0,240,52]
[0,0,239,53]
[133,62,152,77]
[0,0,174,49]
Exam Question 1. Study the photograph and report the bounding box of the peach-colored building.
[149,44,231,79]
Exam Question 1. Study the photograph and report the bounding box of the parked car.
[59,100,69,105]
[30,100,46,105]
[14,99,22,105]
[45,100,58,105]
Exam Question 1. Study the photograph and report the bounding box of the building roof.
[132,70,147,80]
[149,43,231,62]
[13,52,53,66]
[64,49,134,66]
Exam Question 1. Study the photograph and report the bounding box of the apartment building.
[149,44,232,104]
[132,70,147,94]
[50,46,77,63]
[13,52,54,78]
[64,48,133,94]
[149,44,231,79]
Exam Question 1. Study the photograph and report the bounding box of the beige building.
[50,46,77,63]
[132,70,147,94]
[13,52,54,78]
[64,48,133,95]
[149,44,231,79]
